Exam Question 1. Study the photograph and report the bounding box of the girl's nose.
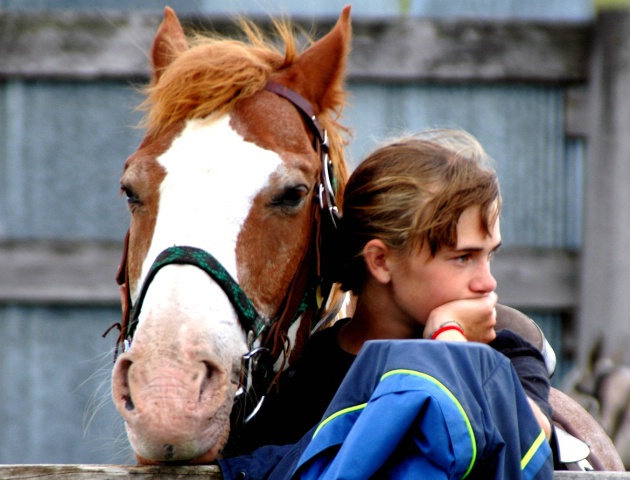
[471,261,497,294]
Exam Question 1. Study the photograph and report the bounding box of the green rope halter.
[126,245,269,343]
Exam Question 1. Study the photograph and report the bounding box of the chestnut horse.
[109,7,351,464]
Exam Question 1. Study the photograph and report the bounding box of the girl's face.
[386,204,501,328]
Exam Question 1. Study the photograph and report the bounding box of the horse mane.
[138,18,350,201]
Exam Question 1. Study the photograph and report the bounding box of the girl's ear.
[363,239,392,285]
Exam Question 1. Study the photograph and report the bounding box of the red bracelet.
[430,324,466,340]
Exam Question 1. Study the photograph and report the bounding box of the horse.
[107,6,351,464]
[106,6,625,471]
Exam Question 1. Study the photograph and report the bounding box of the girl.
[221,130,554,479]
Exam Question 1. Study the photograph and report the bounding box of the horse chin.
[134,434,227,465]
[129,420,230,465]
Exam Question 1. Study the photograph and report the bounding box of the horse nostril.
[124,395,135,411]
[199,361,219,401]
[113,357,135,412]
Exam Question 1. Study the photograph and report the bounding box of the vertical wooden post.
[579,10,630,364]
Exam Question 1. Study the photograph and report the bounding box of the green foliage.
[594,0,630,10]
[399,0,411,15]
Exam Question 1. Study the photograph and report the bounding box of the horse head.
[109,6,351,464]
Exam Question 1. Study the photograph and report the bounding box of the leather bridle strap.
[265,81,338,225]
[104,230,131,360]
[264,81,325,146]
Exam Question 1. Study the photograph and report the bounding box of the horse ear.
[275,5,352,114]
[151,7,189,84]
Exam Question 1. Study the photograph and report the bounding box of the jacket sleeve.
[217,443,300,480]
[490,329,552,421]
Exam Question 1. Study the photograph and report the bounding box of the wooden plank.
[0,11,159,81]
[493,247,578,310]
[565,86,590,138]
[0,464,222,479]
[554,475,630,479]
[0,11,591,83]
[578,10,630,364]
[0,241,577,309]
[553,474,630,479]
[348,18,591,83]
[0,465,627,478]
[0,241,122,305]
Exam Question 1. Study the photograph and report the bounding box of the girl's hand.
[424,292,498,344]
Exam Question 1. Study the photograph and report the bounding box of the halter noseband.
[126,246,268,344]
[106,81,340,423]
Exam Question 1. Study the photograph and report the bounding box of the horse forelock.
[139,20,295,136]
[137,18,349,210]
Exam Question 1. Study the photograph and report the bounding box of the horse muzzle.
[111,349,235,463]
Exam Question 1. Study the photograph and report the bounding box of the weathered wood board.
[0,464,627,478]
[0,11,590,83]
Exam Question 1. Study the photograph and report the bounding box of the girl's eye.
[455,254,472,264]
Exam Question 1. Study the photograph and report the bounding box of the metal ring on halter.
[317,183,326,212]
[235,346,269,396]
[318,135,339,228]
[318,183,339,229]
[323,158,334,195]
[320,125,329,151]
[244,396,266,424]
[234,346,270,423]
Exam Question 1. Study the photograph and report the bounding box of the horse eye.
[271,185,309,210]
[120,184,141,207]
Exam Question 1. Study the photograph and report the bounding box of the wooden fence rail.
[0,465,222,479]
[0,11,590,83]
[0,465,628,479]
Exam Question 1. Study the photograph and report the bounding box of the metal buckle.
[235,346,268,397]
[244,395,266,424]
[318,131,339,228]
[235,346,270,424]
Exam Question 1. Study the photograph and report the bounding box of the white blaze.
[135,114,282,353]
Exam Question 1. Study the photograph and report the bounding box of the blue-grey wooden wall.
[0,0,593,465]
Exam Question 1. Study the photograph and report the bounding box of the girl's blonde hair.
[335,129,501,294]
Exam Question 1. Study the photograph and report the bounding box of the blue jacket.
[219,340,552,479]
